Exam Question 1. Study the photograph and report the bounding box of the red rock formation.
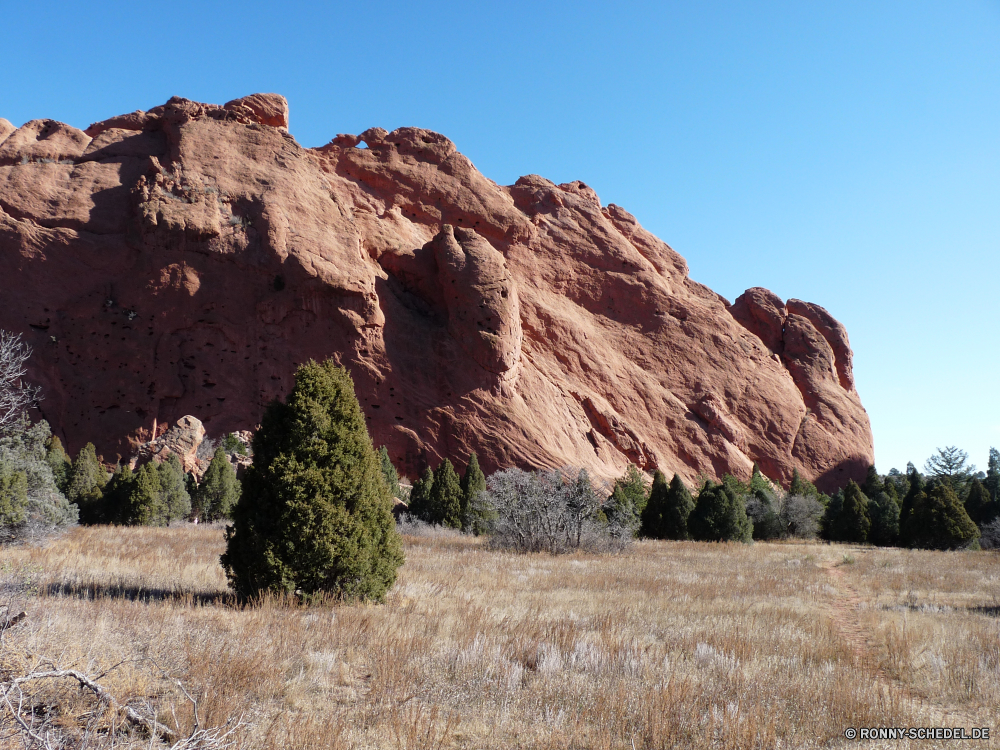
[0,94,873,491]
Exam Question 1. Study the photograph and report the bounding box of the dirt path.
[819,552,985,735]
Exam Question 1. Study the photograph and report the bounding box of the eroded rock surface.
[0,95,873,490]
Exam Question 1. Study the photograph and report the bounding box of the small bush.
[480,467,630,554]
[0,418,77,543]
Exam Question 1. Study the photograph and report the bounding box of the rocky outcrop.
[0,95,873,491]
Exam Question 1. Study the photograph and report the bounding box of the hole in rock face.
[355,141,368,150]
[273,275,286,291]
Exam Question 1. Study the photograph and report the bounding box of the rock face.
[0,95,873,491]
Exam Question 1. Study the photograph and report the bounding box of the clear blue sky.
[3,1,998,475]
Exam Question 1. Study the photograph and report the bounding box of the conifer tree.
[0,464,28,526]
[157,453,192,522]
[123,462,164,526]
[460,452,488,533]
[378,446,402,499]
[867,491,900,546]
[899,467,924,546]
[102,464,135,525]
[908,483,980,549]
[429,458,463,528]
[639,469,669,538]
[45,436,71,495]
[862,465,883,501]
[616,464,649,518]
[66,443,108,524]
[831,480,870,543]
[407,466,435,522]
[821,489,844,541]
[221,360,403,602]
[882,477,900,506]
[662,473,696,540]
[984,448,1000,504]
[688,482,752,543]
[197,446,241,522]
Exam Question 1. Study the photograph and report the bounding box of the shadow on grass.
[970,605,1000,618]
[42,581,234,606]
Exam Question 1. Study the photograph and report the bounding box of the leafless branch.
[0,330,42,432]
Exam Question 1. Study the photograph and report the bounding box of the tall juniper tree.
[221,360,403,602]
[460,452,488,534]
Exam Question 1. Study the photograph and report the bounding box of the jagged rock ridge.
[0,94,873,491]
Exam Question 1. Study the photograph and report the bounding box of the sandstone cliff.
[0,94,873,491]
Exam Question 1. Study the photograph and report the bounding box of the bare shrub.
[778,493,824,539]
[0,331,41,433]
[980,518,1000,550]
[396,514,464,539]
[481,467,631,554]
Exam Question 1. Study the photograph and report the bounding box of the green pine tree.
[831,480,870,543]
[157,453,192,522]
[663,473,696,540]
[821,489,844,541]
[221,360,404,602]
[861,465,883,501]
[197,446,241,522]
[102,464,135,525]
[688,482,752,543]
[429,458,463,529]
[639,469,669,538]
[882,477,900,506]
[789,468,813,498]
[460,452,489,534]
[407,466,435,522]
[908,482,980,550]
[45,435,72,495]
[0,464,28,526]
[867,491,900,546]
[377,446,402,500]
[899,467,924,546]
[123,462,165,526]
[66,443,108,525]
[615,464,649,519]
[984,447,1000,506]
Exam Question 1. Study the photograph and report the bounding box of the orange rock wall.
[0,94,873,491]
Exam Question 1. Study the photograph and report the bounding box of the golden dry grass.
[1,526,998,749]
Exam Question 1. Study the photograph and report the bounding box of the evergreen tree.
[924,446,974,493]
[460,452,488,534]
[882,477,901,507]
[45,436,71,494]
[428,458,463,529]
[101,464,135,525]
[908,483,980,550]
[789,468,814,498]
[66,443,108,524]
[899,467,924,546]
[0,464,28,526]
[984,448,1000,505]
[662,473,696,539]
[123,462,164,526]
[197,446,241,522]
[746,489,782,540]
[221,360,404,602]
[407,466,434,522]
[688,482,752,543]
[821,489,845,541]
[616,464,649,518]
[868,491,900,546]
[377,446,402,499]
[157,453,192,522]
[639,469,669,538]
[830,480,870,543]
[861,465,883,501]
[603,484,634,531]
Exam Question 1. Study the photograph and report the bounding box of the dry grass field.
[1,525,998,749]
